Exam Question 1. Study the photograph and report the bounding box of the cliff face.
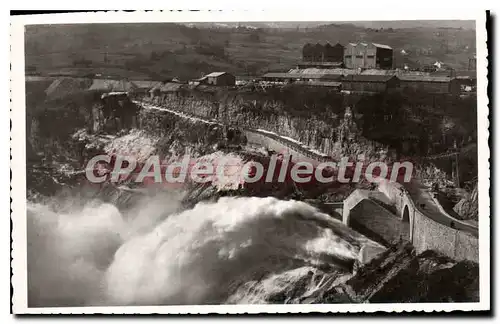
[142,89,390,162]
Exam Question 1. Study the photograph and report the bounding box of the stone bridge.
[343,179,479,262]
[135,100,479,263]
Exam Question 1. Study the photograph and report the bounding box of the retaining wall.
[244,131,319,166]
[377,179,479,262]
[412,208,479,262]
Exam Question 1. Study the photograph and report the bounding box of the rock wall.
[143,90,388,161]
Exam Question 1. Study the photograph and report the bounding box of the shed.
[199,72,235,86]
[149,82,184,98]
[44,77,93,99]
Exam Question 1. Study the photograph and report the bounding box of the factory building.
[261,72,343,83]
[341,75,399,92]
[343,42,393,70]
[302,43,344,64]
[398,75,452,93]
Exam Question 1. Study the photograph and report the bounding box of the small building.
[88,79,137,93]
[131,80,162,96]
[341,75,399,92]
[197,72,236,86]
[398,75,451,93]
[149,82,184,99]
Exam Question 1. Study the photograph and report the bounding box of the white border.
[10,10,490,314]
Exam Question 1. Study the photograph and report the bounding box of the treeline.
[241,85,346,119]
[356,89,477,157]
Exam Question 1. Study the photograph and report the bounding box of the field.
[25,22,476,81]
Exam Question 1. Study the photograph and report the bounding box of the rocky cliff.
[143,87,391,162]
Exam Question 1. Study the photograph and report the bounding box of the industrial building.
[302,43,344,64]
[398,75,452,93]
[341,75,399,92]
[344,42,394,70]
[261,72,343,83]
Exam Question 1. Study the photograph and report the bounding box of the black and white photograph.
[10,10,489,314]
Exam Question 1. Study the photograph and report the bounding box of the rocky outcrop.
[297,243,479,304]
[342,244,479,303]
[454,182,479,221]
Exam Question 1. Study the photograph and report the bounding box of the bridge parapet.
[343,179,479,262]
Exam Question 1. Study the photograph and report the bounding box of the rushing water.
[27,194,384,306]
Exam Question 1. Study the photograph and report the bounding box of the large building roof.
[372,43,393,50]
[132,80,161,89]
[342,74,397,82]
[294,81,342,87]
[297,62,343,68]
[288,68,358,75]
[361,69,396,75]
[262,72,342,80]
[205,72,232,77]
[398,75,451,82]
[345,42,393,50]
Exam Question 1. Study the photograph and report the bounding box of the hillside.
[25,22,476,80]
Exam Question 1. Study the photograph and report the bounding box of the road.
[404,180,478,237]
